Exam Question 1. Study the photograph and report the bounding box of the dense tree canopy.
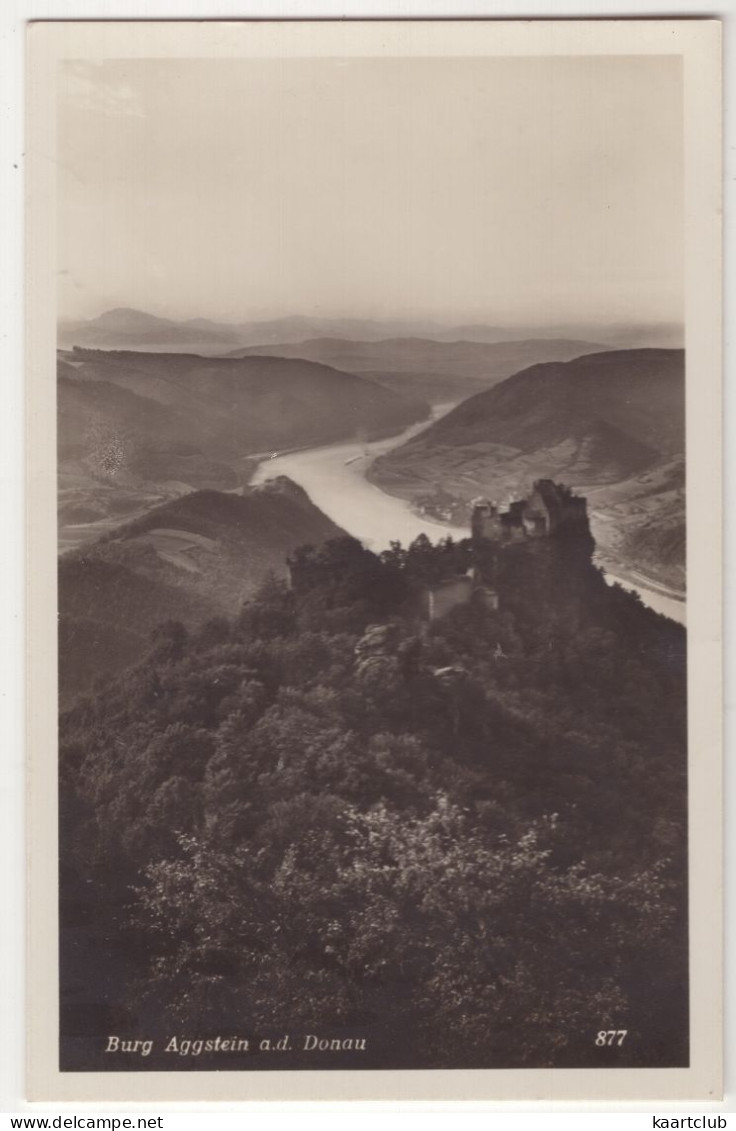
[60,532,688,1070]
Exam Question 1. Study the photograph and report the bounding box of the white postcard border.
[25,17,722,1104]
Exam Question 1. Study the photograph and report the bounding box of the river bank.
[250,410,686,626]
[600,568,685,625]
[250,404,468,548]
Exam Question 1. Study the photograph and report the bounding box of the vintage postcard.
[26,19,722,1103]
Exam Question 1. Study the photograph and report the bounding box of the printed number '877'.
[595,1030,627,1046]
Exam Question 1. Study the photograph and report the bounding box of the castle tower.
[471,499,503,542]
[470,482,589,543]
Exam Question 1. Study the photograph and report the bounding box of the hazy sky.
[57,55,683,327]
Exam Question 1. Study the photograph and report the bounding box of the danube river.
[251,410,686,626]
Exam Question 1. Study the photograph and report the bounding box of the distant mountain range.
[59,478,345,705]
[58,307,684,354]
[223,336,614,403]
[368,349,685,593]
[56,332,687,612]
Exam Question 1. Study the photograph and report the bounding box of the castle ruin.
[423,481,587,622]
[471,479,588,544]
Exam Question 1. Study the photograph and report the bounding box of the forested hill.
[58,347,429,545]
[404,348,683,456]
[368,349,685,592]
[60,524,688,1072]
[60,347,429,458]
[58,478,345,706]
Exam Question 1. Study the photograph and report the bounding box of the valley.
[252,426,685,625]
[57,345,428,550]
[56,332,688,700]
[367,348,685,599]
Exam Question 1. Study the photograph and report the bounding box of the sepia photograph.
[25,18,722,1103]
